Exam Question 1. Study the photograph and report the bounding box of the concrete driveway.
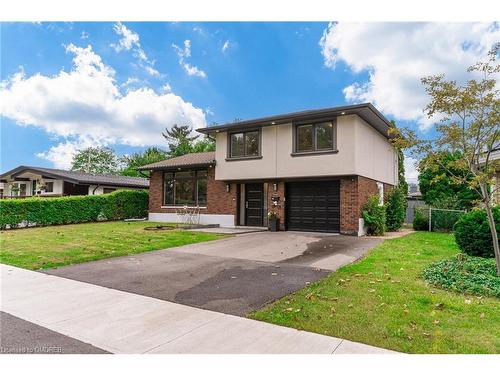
[43,231,382,316]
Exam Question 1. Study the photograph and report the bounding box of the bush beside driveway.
[0,221,226,270]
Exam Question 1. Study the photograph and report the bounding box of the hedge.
[453,207,500,258]
[0,190,149,229]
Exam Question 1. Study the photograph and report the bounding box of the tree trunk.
[480,182,500,275]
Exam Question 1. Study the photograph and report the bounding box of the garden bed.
[423,254,500,298]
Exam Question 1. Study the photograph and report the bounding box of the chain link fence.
[413,206,466,232]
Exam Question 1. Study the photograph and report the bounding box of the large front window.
[229,130,260,158]
[163,170,208,207]
[295,121,336,153]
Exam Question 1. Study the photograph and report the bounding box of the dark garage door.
[286,180,340,233]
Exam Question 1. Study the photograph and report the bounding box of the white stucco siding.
[214,114,397,184]
[276,116,358,178]
[215,126,278,180]
[354,116,397,185]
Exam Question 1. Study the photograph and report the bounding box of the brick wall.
[148,166,236,223]
[267,181,285,230]
[206,166,237,216]
[340,177,359,234]
[340,176,389,235]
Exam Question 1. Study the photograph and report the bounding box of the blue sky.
[1,22,498,181]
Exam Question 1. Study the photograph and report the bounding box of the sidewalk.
[1,264,396,354]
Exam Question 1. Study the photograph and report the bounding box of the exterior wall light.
[273,183,278,191]
[226,184,231,193]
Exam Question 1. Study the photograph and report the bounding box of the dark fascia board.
[138,162,215,171]
[196,103,393,138]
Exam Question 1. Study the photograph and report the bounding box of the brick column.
[267,181,285,230]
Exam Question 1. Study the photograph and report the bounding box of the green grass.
[0,221,227,270]
[250,232,500,354]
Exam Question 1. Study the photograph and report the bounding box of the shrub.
[453,207,500,258]
[0,190,148,229]
[362,195,386,236]
[422,254,500,298]
[431,209,465,232]
[413,206,429,231]
[385,187,407,231]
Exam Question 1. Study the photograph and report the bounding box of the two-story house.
[140,103,398,235]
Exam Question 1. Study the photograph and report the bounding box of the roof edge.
[196,103,392,137]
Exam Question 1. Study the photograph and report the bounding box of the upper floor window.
[295,121,336,153]
[229,130,260,158]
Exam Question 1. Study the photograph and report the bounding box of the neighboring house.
[407,183,422,199]
[139,103,398,235]
[0,166,149,198]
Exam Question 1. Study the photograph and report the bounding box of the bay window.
[163,170,208,207]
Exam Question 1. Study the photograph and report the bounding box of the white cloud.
[144,65,160,77]
[0,43,207,168]
[404,156,420,184]
[221,40,230,52]
[36,137,98,169]
[80,31,89,40]
[111,22,140,52]
[111,22,159,77]
[319,22,500,130]
[172,40,207,78]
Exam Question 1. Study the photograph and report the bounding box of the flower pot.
[268,218,280,232]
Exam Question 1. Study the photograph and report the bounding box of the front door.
[245,183,264,226]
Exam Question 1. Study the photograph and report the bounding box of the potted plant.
[267,211,280,232]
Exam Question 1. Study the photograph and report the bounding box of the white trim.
[161,206,208,209]
[358,218,366,237]
[149,213,235,227]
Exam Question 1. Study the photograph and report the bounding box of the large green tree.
[120,147,168,177]
[418,151,481,210]
[397,149,409,196]
[71,146,119,175]
[162,124,199,156]
[162,124,215,157]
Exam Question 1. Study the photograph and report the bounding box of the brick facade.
[266,181,286,230]
[339,176,390,235]
[148,166,237,224]
[148,167,392,234]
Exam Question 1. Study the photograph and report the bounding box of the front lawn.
[250,232,500,354]
[0,221,226,270]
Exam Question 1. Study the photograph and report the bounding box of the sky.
[1,22,499,183]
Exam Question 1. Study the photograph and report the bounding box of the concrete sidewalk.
[1,264,396,354]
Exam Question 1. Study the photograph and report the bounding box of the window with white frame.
[377,182,384,206]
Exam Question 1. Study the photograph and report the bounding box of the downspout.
[92,185,100,195]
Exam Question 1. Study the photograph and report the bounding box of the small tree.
[397,149,409,196]
[390,44,500,274]
[386,187,406,231]
[71,146,119,175]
